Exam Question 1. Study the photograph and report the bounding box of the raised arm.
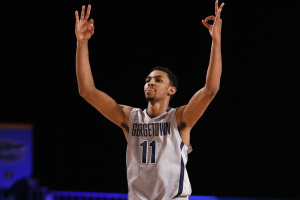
[177,1,225,131]
[75,5,133,136]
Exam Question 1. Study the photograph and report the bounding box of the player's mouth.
[145,87,155,93]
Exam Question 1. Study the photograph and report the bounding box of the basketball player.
[75,1,224,199]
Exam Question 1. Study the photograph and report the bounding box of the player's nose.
[148,80,154,86]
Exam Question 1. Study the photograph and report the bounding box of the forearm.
[76,40,95,96]
[205,38,222,93]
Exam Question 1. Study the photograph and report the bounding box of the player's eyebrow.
[146,75,165,79]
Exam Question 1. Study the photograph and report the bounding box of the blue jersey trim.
[180,141,184,149]
[174,141,185,198]
[166,107,173,113]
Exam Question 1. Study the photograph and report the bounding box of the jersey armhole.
[174,107,193,154]
[128,108,139,124]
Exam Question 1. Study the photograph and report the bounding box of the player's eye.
[145,79,150,83]
[156,79,162,82]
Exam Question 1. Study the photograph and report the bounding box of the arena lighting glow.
[45,191,220,200]
[1,188,295,200]
[45,191,292,200]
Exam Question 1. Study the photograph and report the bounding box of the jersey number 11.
[140,140,156,164]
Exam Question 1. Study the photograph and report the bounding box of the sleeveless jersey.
[126,107,192,200]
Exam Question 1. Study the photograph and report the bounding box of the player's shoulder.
[119,105,135,117]
[175,105,187,117]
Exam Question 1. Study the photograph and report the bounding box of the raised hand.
[75,5,94,41]
[202,0,225,40]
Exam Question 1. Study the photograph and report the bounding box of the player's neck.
[147,100,169,118]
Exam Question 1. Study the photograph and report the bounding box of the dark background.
[1,0,299,198]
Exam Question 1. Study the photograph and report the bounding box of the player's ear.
[168,86,176,96]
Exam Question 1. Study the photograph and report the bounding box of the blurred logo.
[0,139,27,163]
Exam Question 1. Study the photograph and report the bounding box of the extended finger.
[80,5,85,20]
[216,3,225,19]
[75,10,79,23]
[84,4,91,20]
[215,0,218,16]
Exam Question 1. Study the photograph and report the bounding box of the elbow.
[205,86,219,98]
[78,88,91,99]
[79,90,87,98]
[79,86,97,99]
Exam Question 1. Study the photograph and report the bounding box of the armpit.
[121,122,129,132]
[178,122,187,131]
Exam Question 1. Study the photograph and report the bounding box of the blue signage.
[0,124,33,188]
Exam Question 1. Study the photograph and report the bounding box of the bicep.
[82,88,133,128]
[180,87,216,129]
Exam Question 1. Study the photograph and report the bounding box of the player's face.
[144,70,175,102]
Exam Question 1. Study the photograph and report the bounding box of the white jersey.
[126,107,192,200]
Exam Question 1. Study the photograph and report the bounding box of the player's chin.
[145,96,155,102]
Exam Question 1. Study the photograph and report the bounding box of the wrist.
[212,37,221,45]
[77,39,89,45]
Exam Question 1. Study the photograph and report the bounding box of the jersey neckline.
[144,107,173,119]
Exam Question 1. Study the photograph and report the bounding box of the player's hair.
[151,66,178,100]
